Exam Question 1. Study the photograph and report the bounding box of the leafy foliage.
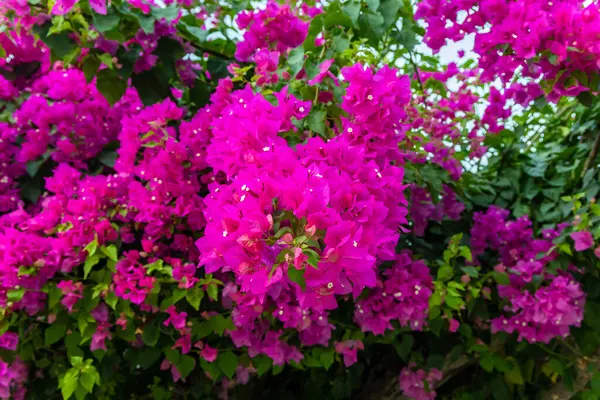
[0,0,599,399]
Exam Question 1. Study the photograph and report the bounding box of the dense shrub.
[0,0,599,399]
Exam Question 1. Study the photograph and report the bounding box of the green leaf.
[172,288,187,304]
[98,151,118,168]
[303,354,321,368]
[60,369,79,400]
[490,376,512,400]
[459,246,472,262]
[189,80,211,109]
[577,91,594,107]
[207,283,218,301]
[253,355,272,377]
[137,348,162,369]
[152,6,179,21]
[480,354,494,372]
[84,238,98,257]
[427,355,445,370]
[142,319,160,346]
[210,315,235,336]
[366,0,380,10]
[324,8,354,28]
[186,287,204,311]
[97,53,114,68]
[26,158,46,177]
[176,355,196,379]
[307,110,327,136]
[132,68,172,106]
[46,323,67,346]
[332,35,350,53]
[523,161,548,178]
[461,266,479,278]
[287,266,306,289]
[84,255,100,279]
[584,301,600,331]
[138,15,155,34]
[7,287,25,302]
[360,12,386,43]
[48,285,63,309]
[34,23,77,60]
[303,249,320,269]
[200,358,222,380]
[180,23,209,43]
[395,334,414,361]
[20,179,42,204]
[445,294,464,310]
[92,10,120,33]
[80,370,97,392]
[192,321,212,339]
[81,55,100,83]
[591,372,600,394]
[287,46,304,77]
[96,69,126,105]
[217,352,238,379]
[206,58,231,80]
[100,245,118,261]
[492,271,511,286]
[504,361,524,385]
[73,385,86,400]
[320,350,334,370]
[342,1,361,24]
[66,333,84,359]
[105,292,118,309]
[379,0,401,28]
[437,265,454,281]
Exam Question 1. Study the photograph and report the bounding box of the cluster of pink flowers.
[409,185,464,236]
[408,65,485,175]
[0,0,594,395]
[235,1,311,62]
[399,363,443,400]
[354,251,433,335]
[0,358,27,400]
[15,68,138,166]
[0,80,218,373]
[340,64,411,162]
[195,62,416,364]
[471,207,585,343]
[416,0,600,99]
[334,340,364,367]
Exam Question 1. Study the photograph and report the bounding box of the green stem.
[580,131,600,178]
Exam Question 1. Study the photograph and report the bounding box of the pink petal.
[90,0,107,14]
[52,0,78,15]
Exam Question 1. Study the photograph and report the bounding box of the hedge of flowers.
[0,0,599,399]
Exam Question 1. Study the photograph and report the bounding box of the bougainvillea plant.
[0,0,599,399]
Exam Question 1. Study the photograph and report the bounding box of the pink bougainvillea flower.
[334,340,364,367]
[163,306,188,330]
[128,0,153,14]
[399,364,443,400]
[0,332,18,351]
[307,59,337,86]
[571,231,594,252]
[89,0,107,14]
[448,318,460,333]
[51,0,78,15]
[200,344,218,362]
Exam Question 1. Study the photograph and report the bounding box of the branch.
[581,131,600,178]
[408,52,427,100]
[189,42,232,60]
[542,350,599,400]
[355,354,474,400]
